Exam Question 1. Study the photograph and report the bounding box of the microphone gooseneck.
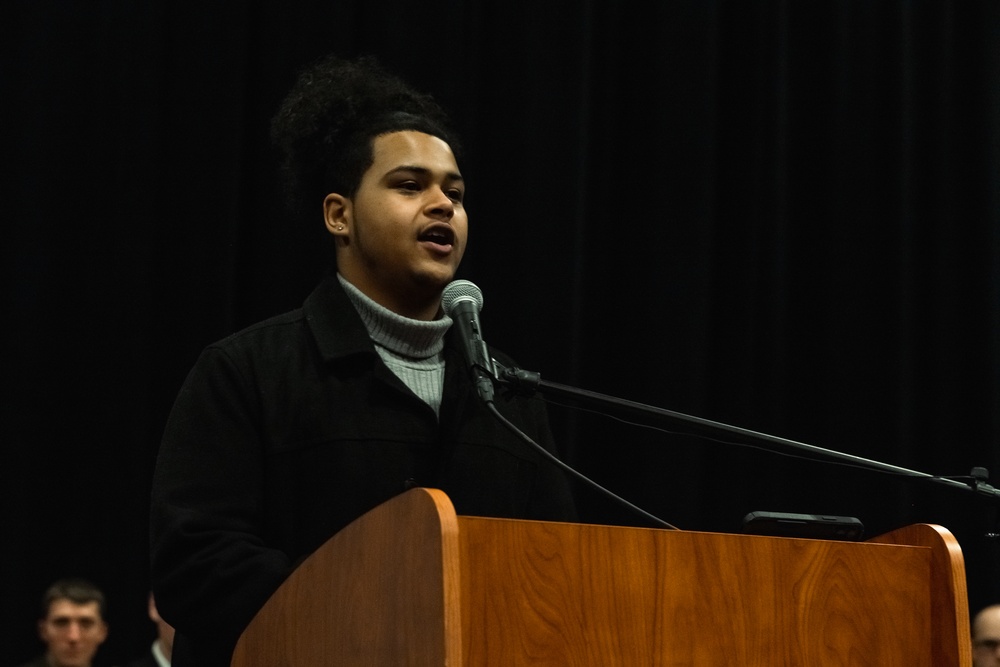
[440,279,677,530]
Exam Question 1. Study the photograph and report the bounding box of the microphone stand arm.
[496,366,1000,502]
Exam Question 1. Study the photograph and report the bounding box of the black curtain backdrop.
[6,1,1000,663]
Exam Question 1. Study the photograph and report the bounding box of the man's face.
[974,606,1000,667]
[38,599,107,667]
[329,130,468,319]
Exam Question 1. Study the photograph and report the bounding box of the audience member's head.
[973,604,1000,666]
[35,578,109,667]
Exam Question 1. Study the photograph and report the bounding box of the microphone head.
[441,279,483,316]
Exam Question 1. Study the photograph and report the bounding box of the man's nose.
[65,621,82,641]
[426,188,455,219]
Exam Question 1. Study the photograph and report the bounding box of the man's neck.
[336,271,442,321]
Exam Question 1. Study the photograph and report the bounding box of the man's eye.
[397,181,420,191]
[447,189,464,202]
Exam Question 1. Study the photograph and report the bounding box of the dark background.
[6,1,999,663]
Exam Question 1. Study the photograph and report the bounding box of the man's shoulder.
[207,276,350,355]
[204,307,308,359]
[13,656,51,667]
[223,307,307,341]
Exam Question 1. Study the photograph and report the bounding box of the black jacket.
[150,276,576,666]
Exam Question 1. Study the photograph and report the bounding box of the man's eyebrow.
[385,165,464,182]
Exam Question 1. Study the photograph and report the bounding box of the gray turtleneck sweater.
[338,274,452,416]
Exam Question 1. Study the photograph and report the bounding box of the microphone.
[442,281,677,530]
[441,280,496,403]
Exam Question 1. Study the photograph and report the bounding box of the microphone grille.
[441,279,483,315]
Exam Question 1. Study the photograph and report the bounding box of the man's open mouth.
[418,224,455,247]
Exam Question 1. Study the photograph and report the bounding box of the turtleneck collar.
[337,274,452,359]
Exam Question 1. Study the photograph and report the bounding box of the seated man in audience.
[974,604,1000,667]
[16,579,109,667]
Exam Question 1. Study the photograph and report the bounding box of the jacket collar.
[303,274,474,422]
[303,274,378,363]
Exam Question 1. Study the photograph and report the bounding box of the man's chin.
[415,267,459,293]
[51,652,90,667]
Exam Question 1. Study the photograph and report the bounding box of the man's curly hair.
[270,54,461,211]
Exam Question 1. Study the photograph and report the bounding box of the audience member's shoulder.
[122,654,158,667]
[14,656,52,667]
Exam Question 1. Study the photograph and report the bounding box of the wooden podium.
[231,488,971,666]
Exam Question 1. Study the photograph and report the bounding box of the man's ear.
[323,193,351,239]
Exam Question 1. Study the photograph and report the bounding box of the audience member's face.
[974,606,1000,667]
[38,599,108,667]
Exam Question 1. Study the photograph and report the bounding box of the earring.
[337,224,345,231]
